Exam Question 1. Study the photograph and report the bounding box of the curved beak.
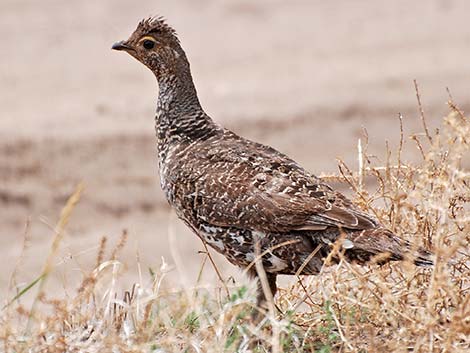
[112,41,132,51]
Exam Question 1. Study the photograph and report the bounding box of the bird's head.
[112,17,187,78]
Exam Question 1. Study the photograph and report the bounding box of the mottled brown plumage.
[113,17,431,309]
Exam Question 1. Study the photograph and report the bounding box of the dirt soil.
[1,0,469,299]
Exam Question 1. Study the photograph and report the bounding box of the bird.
[112,17,432,310]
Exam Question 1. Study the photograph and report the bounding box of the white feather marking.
[267,253,288,271]
[200,225,225,251]
[343,239,354,249]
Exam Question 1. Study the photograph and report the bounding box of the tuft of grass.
[1,98,469,352]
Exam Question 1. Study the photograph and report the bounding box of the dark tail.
[410,246,433,267]
[345,228,433,267]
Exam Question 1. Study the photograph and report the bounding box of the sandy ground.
[1,0,469,300]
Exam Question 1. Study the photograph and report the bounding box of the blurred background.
[1,0,469,298]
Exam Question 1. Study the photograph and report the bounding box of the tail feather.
[411,247,433,267]
[345,228,433,267]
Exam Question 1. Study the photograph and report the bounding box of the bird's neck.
[155,63,219,155]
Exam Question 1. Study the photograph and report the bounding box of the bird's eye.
[143,39,155,50]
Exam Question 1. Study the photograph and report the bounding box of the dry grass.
[1,99,469,352]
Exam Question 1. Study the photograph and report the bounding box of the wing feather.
[180,135,379,233]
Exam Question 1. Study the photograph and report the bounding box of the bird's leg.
[248,274,278,350]
[249,270,278,321]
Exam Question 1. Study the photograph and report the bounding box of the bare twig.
[243,239,300,274]
[410,134,427,160]
[414,80,433,144]
[446,87,467,123]
[357,138,364,193]
[253,241,280,353]
[397,113,404,179]
[199,240,230,300]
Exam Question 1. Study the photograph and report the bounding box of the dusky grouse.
[112,17,431,308]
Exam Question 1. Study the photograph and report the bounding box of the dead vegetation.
[1,96,469,352]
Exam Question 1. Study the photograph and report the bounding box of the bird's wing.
[188,136,379,233]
